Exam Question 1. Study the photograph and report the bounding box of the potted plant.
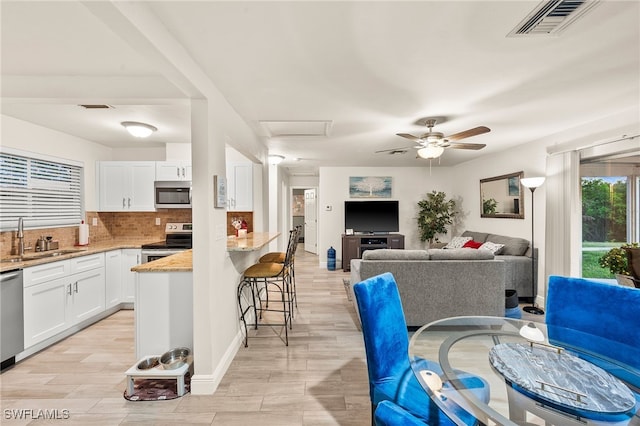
[417,190,457,245]
[599,242,640,286]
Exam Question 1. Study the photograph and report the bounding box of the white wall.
[451,143,547,241]
[1,115,112,212]
[318,166,454,267]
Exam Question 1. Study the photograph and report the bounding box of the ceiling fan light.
[417,146,445,159]
[121,121,157,138]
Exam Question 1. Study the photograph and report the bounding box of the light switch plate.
[91,217,98,226]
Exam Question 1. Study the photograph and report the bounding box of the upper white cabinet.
[97,162,156,211]
[155,161,192,181]
[227,162,253,212]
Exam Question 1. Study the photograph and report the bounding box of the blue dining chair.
[353,272,490,425]
[375,400,426,425]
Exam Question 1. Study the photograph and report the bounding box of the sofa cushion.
[444,236,472,249]
[362,249,430,261]
[480,241,504,254]
[486,234,530,256]
[461,231,489,243]
[463,240,483,249]
[428,248,494,260]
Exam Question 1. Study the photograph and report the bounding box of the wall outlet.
[91,217,98,226]
[155,217,161,226]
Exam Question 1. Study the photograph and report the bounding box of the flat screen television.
[344,200,399,234]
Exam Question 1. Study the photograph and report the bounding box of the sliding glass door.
[581,156,639,279]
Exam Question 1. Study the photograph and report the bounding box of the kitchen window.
[0,148,83,231]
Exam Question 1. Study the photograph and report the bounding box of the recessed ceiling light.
[121,121,158,138]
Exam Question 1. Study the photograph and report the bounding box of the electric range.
[141,222,192,263]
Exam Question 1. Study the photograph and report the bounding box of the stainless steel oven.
[141,223,192,263]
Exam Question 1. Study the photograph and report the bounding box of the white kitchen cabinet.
[97,161,156,211]
[227,162,253,212]
[69,268,105,324]
[23,276,72,348]
[156,161,192,181]
[23,254,106,349]
[121,249,141,304]
[105,250,122,309]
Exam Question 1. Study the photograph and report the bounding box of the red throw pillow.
[463,240,483,249]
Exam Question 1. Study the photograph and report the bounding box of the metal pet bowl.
[137,356,160,370]
[160,347,191,370]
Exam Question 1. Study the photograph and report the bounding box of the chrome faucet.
[17,217,31,256]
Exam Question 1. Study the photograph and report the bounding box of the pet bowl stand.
[125,355,192,397]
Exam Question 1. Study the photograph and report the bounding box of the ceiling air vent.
[79,104,113,109]
[508,0,600,36]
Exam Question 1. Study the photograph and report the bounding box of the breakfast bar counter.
[226,232,280,252]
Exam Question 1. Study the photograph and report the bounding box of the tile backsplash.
[1,210,192,257]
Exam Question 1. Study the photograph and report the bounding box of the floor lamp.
[521,177,545,315]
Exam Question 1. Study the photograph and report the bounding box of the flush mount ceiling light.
[268,155,285,165]
[121,121,158,138]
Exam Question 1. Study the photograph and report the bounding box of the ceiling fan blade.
[396,133,422,142]
[448,142,486,150]
[375,146,412,153]
[445,126,490,141]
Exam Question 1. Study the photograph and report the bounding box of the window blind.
[0,150,83,231]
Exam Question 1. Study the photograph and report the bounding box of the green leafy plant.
[598,243,640,275]
[482,198,497,215]
[417,191,457,244]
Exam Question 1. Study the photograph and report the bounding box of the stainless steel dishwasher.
[1,269,24,370]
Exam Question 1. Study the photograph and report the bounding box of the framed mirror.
[480,171,524,219]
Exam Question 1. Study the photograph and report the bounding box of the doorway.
[291,187,318,254]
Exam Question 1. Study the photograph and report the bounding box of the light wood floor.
[1,246,543,425]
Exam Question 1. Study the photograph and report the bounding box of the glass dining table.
[408,316,639,426]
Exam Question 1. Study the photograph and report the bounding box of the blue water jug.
[327,246,336,271]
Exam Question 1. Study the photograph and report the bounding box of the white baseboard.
[190,329,244,395]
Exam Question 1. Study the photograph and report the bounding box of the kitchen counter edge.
[0,238,157,273]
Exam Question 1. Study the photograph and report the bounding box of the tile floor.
[1,246,543,425]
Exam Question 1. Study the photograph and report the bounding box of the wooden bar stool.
[258,226,301,312]
[237,229,297,346]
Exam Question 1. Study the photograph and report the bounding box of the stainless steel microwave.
[154,181,192,208]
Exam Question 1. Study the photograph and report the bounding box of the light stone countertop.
[226,232,280,252]
[131,249,193,273]
[0,238,158,273]
[2,232,281,273]
[132,232,280,273]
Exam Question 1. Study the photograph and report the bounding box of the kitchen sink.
[1,249,86,263]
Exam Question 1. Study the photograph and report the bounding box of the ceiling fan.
[377,118,490,159]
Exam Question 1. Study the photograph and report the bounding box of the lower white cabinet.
[23,276,71,348]
[23,253,106,349]
[105,250,122,309]
[121,249,141,304]
[70,268,105,324]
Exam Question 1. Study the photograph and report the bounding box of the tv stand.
[342,233,404,272]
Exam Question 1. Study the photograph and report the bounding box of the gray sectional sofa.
[349,231,535,327]
[459,230,536,300]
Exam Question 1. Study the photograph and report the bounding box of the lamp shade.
[121,121,157,138]
[519,322,545,342]
[268,154,284,165]
[521,177,545,189]
[417,146,445,159]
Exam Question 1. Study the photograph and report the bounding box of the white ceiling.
[2,1,639,174]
